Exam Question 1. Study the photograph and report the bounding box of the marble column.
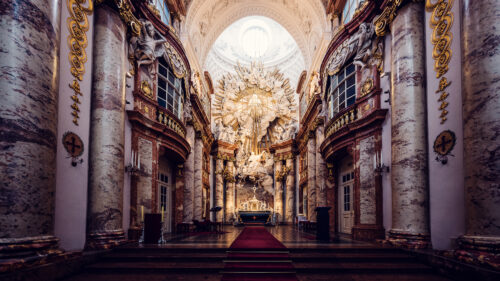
[316,125,327,206]
[86,5,127,249]
[193,135,203,220]
[389,2,430,248]
[325,163,336,235]
[307,134,317,221]
[225,161,236,222]
[215,158,224,222]
[0,0,62,256]
[274,160,284,223]
[183,125,195,223]
[459,0,500,252]
[285,158,295,223]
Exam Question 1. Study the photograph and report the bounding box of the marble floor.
[155,225,370,249]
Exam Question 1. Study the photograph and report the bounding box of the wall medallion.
[140,80,154,99]
[361,78,374,97]
[433,130,456,164]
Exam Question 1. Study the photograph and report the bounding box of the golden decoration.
[140,80,154,99]
[360,78,374,97]
[426,0,454,124]
[67,0,93,125]
[433,130,456,156]
[115,0,141,36]
[374,0,404,37]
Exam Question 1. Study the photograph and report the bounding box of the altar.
[238,210,272,224]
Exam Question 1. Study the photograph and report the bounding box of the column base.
[352,225,385,241]
[386,229,431,249]
[86,230,127,250]
[127,226,142,241]
[0,235,69,273]
[451,235,500,270]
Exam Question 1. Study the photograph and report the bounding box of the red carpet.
[221,227,298,281]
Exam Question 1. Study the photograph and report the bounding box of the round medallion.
[433,130,456,156]
[62,132,84,157]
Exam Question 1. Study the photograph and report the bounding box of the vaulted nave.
[0,0,499,281]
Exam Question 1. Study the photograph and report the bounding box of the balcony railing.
[325,107,357,138]
[157,108,186,137]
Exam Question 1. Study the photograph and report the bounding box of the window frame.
[326,62,356,119]
[157,57,184,119]
[342,0,362,25]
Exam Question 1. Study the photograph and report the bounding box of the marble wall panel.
[359,136,376,224]
[461,0,500,238]
[136,138,153,222]
[0,0,61,239]
[193,137,203,220]
[316,125,327,206]
[87,5,127,239]
[307,137,317,221]
[183,125,194,222]
[390,2,429,237]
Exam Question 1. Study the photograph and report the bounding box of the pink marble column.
[135,138,153,223]
[86,5,127,249]
[183,125,195,223]
[285,158,295,223]
[215,158,224,222]
[225,161,236,222]
[389,2,430,248]
[307,135,317,221]
[193,135,203,220]
[274,160,284,223]
[0,0,62,256]
[459,0,500,252]
[316,125,327,206]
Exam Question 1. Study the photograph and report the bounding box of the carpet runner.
[221,227,298,281]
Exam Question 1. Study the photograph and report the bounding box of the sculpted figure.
[129,20,167,75]
[350,22,374,68]
[308,72,320,101]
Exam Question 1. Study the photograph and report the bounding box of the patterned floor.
[158,225,370,249]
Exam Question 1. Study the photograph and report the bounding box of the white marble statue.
[129,20,167,75]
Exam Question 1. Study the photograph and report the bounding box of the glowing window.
[342,0,362,25]
[151,0,171,25]
[326,62,356,119]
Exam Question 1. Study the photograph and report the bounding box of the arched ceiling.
[184,0,329,76]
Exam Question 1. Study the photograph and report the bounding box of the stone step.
[293,261,434,273]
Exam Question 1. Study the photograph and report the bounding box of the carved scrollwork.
[374,0,404,37]
[67,0,94,125]
[114,0,141,36]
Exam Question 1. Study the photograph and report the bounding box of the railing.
[325,107,357,138]
[156,108,186,137]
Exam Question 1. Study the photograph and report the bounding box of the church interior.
[0,0,499,280]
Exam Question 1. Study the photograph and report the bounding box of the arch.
[184,0,328,68]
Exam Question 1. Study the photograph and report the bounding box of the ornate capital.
[374,0,404,37]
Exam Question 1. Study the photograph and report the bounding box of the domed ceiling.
[204,16,305,88]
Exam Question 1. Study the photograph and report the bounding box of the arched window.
[326,62,356,119]
[151,0,171,26]
[342,0,362,25]
[157,57,184,119]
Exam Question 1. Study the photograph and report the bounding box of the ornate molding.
[67,0,94,125]
[114,0,141,36]
[426,0,454,124]
[374,0,404,37]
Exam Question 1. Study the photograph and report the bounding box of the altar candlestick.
[141,205,144,222]
[138,152,140,169]
[161,206,164,222]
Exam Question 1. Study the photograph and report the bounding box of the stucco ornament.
[326,22,376,75]
[129,19,167,75]
[212,62,297,185]
[308,71,320,103]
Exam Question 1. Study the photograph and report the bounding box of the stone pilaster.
[86,4,127,249]
[225,161,236,222]
[274,161,284,223]
[285,158,295,223]
[459,0,500,253]
[325,163,336,236]
[193,135,203,220]
[315,125,327,206]
[388,2,430,248]
[0,0,62,261]
[215,158,224,222]
[183,125,195,223]
[307,135,317,221]
[174,165,184,230]
[135,138,153,222]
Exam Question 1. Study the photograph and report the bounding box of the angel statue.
[129,20,166,75]
[350,22,374,69]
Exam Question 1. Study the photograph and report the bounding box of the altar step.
[64,245,452,281]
